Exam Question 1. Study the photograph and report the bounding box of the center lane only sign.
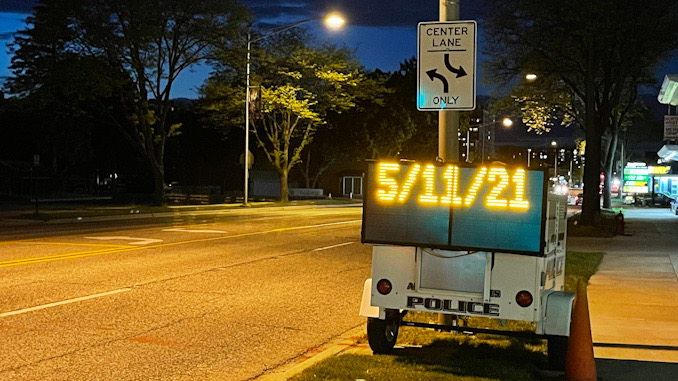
[417,20,477,111]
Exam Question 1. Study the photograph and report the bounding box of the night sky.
[0,0,675,148]
[0,1,493,98]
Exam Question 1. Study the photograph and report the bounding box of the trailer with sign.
[358,161,572,370]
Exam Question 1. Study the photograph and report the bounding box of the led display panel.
[362,161,548,255]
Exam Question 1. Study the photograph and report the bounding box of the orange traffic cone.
[565,280,597,381]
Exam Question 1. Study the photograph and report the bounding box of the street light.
[466,116,512,163]
[324,13,346,29]
[243,13,346,206]
[527,148,532,167]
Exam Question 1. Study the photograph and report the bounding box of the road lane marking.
[0,288,131,318]
[162,228,228,233]
[83,236,163,245]
[3,219,362,268]
[0,247,136,267]
[313,242,355,251]
[0,241,129,248]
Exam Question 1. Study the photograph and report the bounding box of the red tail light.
[376,279,392,295]
[516,290,533,307]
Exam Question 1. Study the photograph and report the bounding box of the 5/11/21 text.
[376,162,530,210]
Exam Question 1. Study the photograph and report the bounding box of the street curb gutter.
[253,325,369,381]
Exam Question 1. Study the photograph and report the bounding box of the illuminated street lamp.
[324,12,346,29]
[525,73,538,81]
[243,13,345,206]
[466,117,512,163]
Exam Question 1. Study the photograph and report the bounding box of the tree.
[484,0,678,224]
[491,74,577,135]
[201,31,385,203]
[318,59,437,165]
[7,0,248,204]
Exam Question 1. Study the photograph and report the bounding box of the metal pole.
[481,122,486,163]
[465,129,470,162]
[244,31,251,206]
[554,148,558,180]
[437,0,460,329]
[620,132,625,199]
[438,1,460,163]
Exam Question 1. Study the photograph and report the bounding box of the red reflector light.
[516,290,533,307]
[376,279,392,295]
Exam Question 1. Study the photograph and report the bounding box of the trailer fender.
[543,291,575,336]
[359,279,385,319]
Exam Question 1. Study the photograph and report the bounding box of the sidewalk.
[568,208,678,379]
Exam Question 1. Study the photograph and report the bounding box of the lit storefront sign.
[623,163,649,193]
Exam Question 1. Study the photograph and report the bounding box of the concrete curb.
[253,325,369,381]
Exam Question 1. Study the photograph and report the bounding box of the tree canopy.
[7,0,248,204]
[484,0,678,224]
[201,30,388,202]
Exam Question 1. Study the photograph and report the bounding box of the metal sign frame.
[417,20,477,111]
[361,161,549,256]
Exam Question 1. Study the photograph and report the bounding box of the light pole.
[242,14,345,206]
[527,148,532,168]
[570,149,576,186]
[551,140,558,181]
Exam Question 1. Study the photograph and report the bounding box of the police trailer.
[358,161,573,370]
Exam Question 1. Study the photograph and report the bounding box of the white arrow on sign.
[83,236,163,245]
[162,228,227,234]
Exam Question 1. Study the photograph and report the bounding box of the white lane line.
[313,242,355,251]
[162,228,227,234]
[84,236,163,245]
[0,288,132,318]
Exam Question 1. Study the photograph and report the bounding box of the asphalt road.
[0,206,368,380]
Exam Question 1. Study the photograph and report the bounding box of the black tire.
[367,310,400,354]
[547,335,569,371]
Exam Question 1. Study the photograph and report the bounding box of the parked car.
[670,198,678,215]
[651,192,675,206]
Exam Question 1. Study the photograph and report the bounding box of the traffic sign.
[417,20,477,111]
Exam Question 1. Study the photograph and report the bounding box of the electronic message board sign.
[362,161,548,255]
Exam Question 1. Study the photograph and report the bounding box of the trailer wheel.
[367,310,400,354]
[547,335,569,371]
